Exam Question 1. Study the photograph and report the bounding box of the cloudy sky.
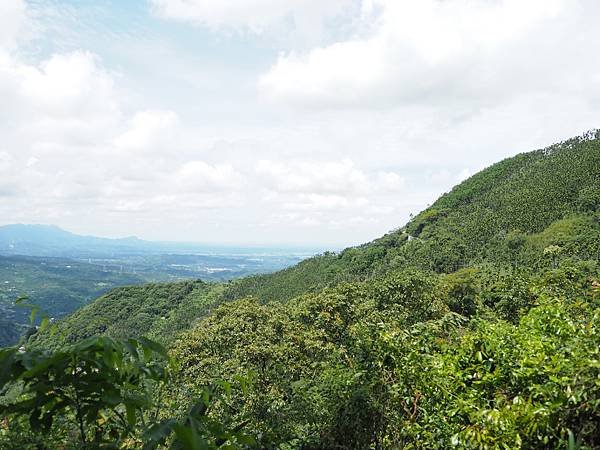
[1,0,599,247]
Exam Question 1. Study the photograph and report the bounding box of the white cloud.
[0,0,26,49]
[176,161,243,192]
[150,0,353,34]
[283,193,368,211]
[0,49,121,156]
[256,159,405,200]
[111,199,147,213]
[0,14,250,240]
[2,0,599,246]
[256,159,370,194]
[25,156,39,167]
[375,171,405,191]
[114,110,180,154]
[456,168,472,183]
[254,159,406,232]
[0,152,13,172]
[19,51,117,119]
[259,0,596,109]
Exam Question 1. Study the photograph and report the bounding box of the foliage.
[31,280,220,349]
[0,335,258,449]
[0,336,170,448]
[173,266,600,449]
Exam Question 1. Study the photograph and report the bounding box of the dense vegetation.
[39,280,225,346]
[223,130,600,302]
[1,131,599,448]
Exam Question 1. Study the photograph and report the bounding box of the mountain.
[221,130,600,303]
[16,131,600,448]
[35,132,600,342]
[0,224,150,258]
[0,224,323,259]
[41,279,223,346]
[36,131,599,343]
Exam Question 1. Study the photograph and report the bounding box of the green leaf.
[39,316,50,333]
[173,423,209,450]
[142,419,177,449]
[14,295,30,306]
[29,306,39,326]
[101,389,122,406]
[137,336,169,359]
[126,402,137,426]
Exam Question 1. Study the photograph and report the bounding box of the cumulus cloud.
[254,159,406,227]
[0,49,121,156]
[0,10,248,239]
[20,51,117,119]
[256,159,405,197]
[283,193,368,211]
[256,159,369,194]
[375,171,405,191]
[0,152,13,172]
[2,0,599,246]
[259,0,599,109]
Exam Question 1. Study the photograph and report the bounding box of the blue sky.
[1,0,600,247]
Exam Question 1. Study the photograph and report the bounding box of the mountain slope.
[33,131,600,348]
[45,279,223,346]
[222,131,600,303]
[162,132,600,449]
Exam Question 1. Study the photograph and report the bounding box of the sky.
[0,0,599,247]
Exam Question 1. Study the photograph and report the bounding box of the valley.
[0,234,319,346]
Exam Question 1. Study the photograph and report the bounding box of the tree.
[544,244,563,269]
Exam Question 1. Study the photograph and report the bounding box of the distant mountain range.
[0,224,324,347]
[0,224,321,258]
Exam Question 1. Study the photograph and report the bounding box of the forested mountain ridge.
[4,131,600,449]
[220,130,600,303]
[32,131,600,346]
[39,280,225,346]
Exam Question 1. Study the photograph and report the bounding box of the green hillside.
[0,255,146,347]
[44,280,225,346]
[5,131,600,449]
[220,132,599,304]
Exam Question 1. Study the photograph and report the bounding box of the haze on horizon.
[1,0,599,247]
